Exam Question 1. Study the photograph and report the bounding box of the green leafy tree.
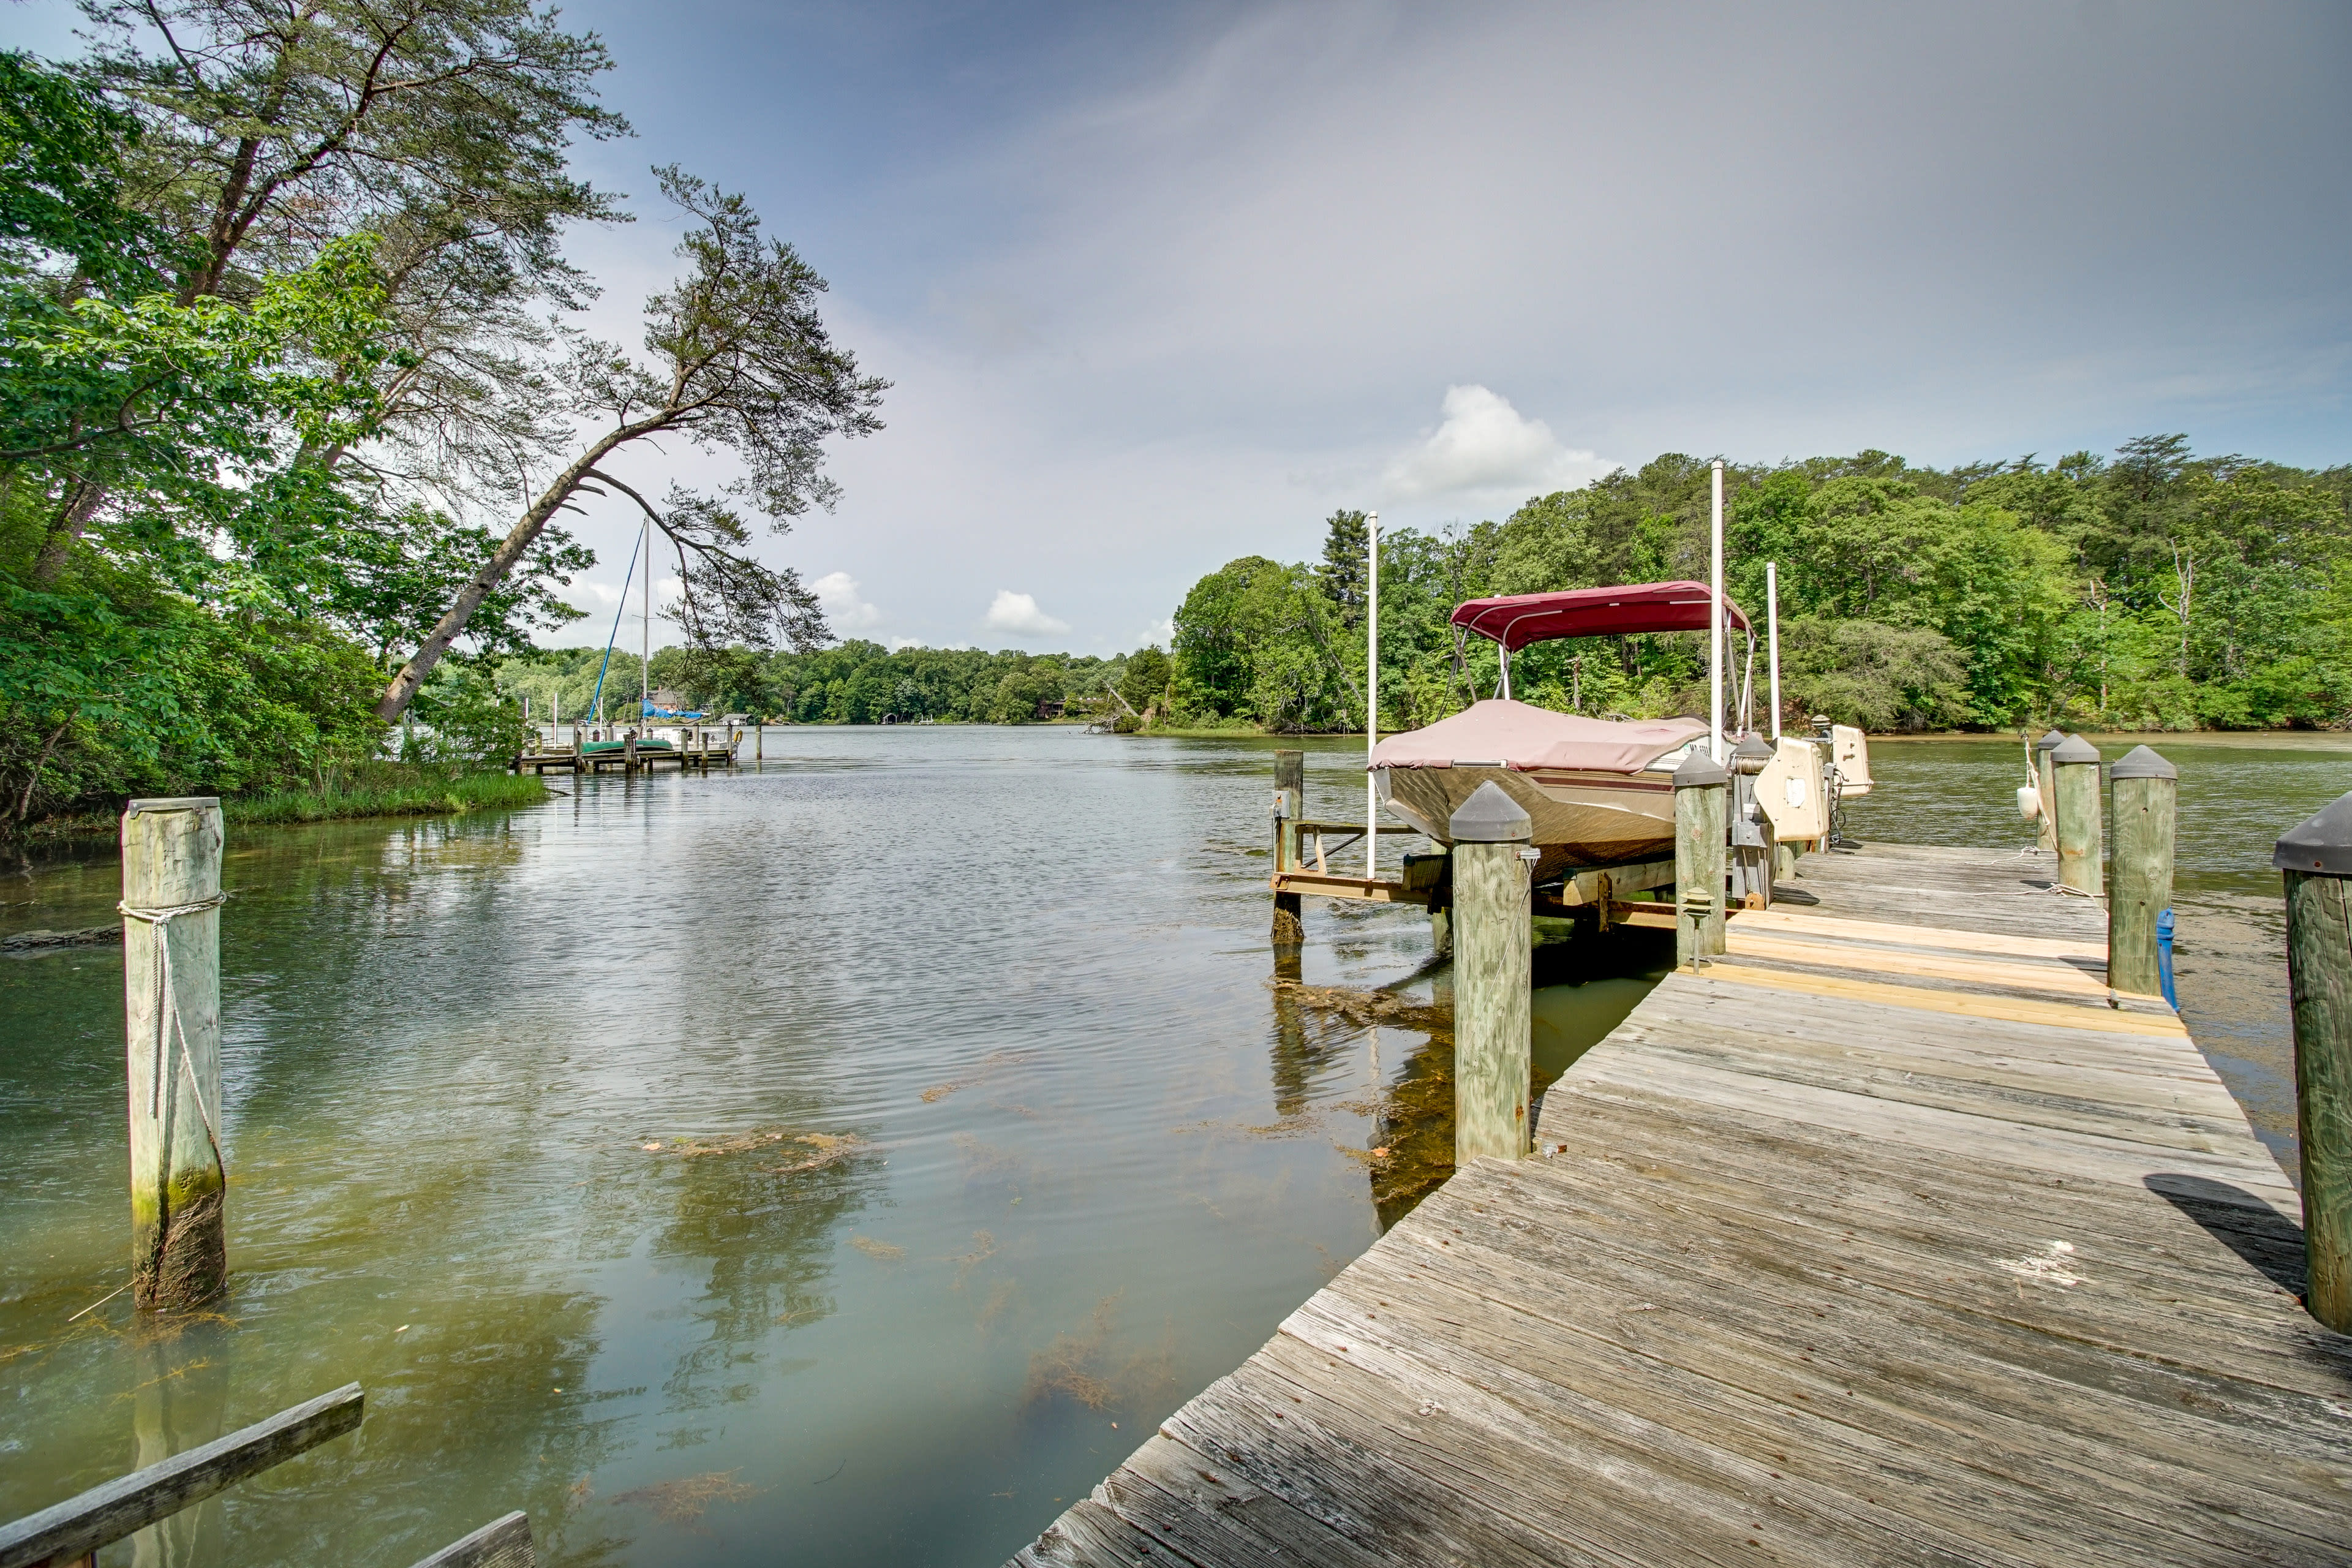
[1315,508,1368,628]
[1118,644,1170,714]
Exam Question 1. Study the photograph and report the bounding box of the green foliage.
[1170,439,2352,735]
[0,50,178,288]
[222,766,548,827]
[0,231,409,822]
[1776,618,1969,731]
[1315,509,1369,629]
[0,568,388,823]
[496,641,1125,728]
[402,660,530,765]
[0,41,596,824]
[1118,646,1171,714]
[1,236,392,502]
[1174,556,1361,731]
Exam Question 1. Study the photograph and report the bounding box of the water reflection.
[6,731,1472,1566]
[1268,914,1672,1231]
[130,1319,228,1568]
[34,728,2328,1564]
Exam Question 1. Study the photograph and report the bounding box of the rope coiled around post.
[118,892,228,1164]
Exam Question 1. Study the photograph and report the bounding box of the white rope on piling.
[118,892,228,1158]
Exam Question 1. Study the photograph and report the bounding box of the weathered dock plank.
[1009,843,2350,1567]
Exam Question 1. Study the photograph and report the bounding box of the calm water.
[1844,732,2352,1175]
[2,727,2342,1565]
[0,728,1651,1567]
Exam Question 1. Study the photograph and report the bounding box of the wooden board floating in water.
[1008,842,2348,1567]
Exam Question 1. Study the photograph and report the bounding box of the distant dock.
[513,724,741,775]
[1011,841,2348,1567]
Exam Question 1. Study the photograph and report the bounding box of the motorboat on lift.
[1369,581,1751,881]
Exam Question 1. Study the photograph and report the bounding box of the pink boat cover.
[1370,701,1708,774]
[1450,581,1750,650]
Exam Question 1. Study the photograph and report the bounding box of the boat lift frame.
[1267,790,1680,930]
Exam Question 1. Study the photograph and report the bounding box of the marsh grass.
[226,769,549,826]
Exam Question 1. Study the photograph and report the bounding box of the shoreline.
[22,771,552,842]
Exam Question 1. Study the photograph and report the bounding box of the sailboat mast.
[1766,561,1782,742]
[1365,510,1379,881]
[640,514,651,723]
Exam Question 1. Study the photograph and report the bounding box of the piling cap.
[2109,744,2177,782]
[1449,779,1532,843]
[1672,751,1730,788]
[2035,728,2067,752]
[2274,791,2352,876]
[1733,733,1773,760]
[124,796,221,813]
[2051,734,2101,764]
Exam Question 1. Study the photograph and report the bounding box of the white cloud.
[886,635,928,651]
[1380,386,1608,501]
[1134,617,1175,650]
[538,4,2346,655]
[984,589,1070,636]
[813,571,884,630]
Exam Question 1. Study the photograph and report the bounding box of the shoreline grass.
[225,770,551,826]
[27,769,551,840]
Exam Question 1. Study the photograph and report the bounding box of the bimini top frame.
[1451,579,1757,725]
[1449,580,1751,652]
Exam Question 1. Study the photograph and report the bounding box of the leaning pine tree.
[375,167,887,722]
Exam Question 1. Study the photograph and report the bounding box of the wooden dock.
[513,729,740,775]
[1012,841,2351,1567]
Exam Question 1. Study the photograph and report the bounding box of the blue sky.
[12,0,2350,654]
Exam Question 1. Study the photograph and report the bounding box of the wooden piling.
[1448,782,1532,1164]
[1272,750,1305,946]
[2277,793,2352,1332]
[120,798,227,1311]
[622,733,637,774]
[2035,728,2065,851]
[2052,734,2103,895]
[2108,745,2177,998]
[1673,752,1728,969]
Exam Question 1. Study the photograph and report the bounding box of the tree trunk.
[30,478,105,586]
[375,421,665,722]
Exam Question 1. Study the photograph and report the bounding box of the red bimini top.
[1450,581,1751,652]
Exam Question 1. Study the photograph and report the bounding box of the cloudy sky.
[18,0,2350,652]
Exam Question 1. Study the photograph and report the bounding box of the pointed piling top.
[1449,778,1532,843]
[1733,733,1773,760]
[1672,751,1730,788]
[2035,728,2067,753]
[2275,791,2352,876]
[2051,734,2101,765]
[2109,744,2177,781]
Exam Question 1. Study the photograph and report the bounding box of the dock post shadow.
[2144,1173,2309,1302]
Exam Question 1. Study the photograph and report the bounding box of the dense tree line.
[497,642,1145,727]
[0,8,873,826]
[1172,441,2352,734]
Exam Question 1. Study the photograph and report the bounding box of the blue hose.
[2156,908,2177,1010]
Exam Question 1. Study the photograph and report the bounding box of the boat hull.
[1378,765,1677,881]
